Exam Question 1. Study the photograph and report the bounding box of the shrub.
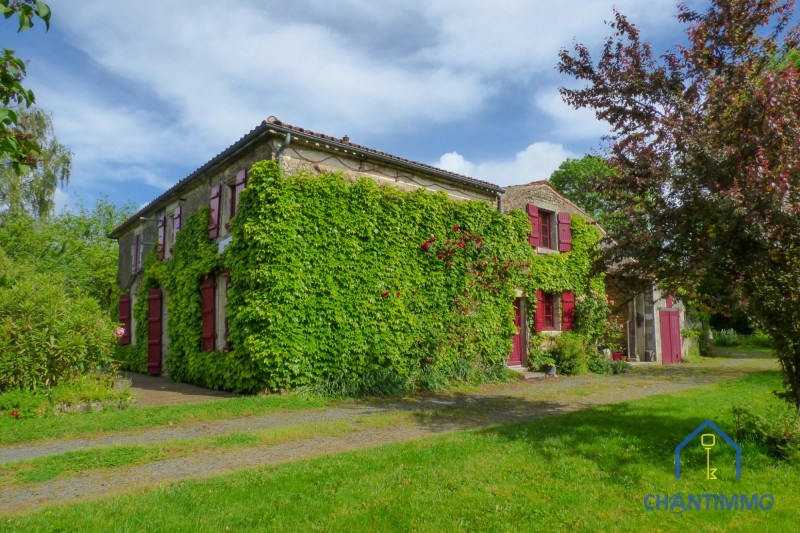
[742,331,772,348]
[611,360,630,374]
[733,403,800,460]
[587,350,613,375]
[713,328,739,347]
[0,267,117,392]
[551,332,589,375]
[698,330,712,356]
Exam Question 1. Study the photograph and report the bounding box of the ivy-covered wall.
[117,160,609,393]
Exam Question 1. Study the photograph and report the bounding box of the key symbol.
[701,433,717,480]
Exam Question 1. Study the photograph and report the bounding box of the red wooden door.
[508,298,523,366]
[659,309,681,365]
[147,288,163,376]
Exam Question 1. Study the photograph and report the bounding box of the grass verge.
[3,370,797,531]
[0,411,409,485]
[0,394,328,446]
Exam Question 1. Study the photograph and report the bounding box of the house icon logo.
[674,419,741,480]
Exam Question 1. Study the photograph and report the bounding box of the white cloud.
[534,88,612,140]
[436,142,576,186]
[31,0,692,202]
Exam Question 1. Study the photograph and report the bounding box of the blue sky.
[1,0,709,212]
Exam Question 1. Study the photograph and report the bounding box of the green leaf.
[35,1,50,30]
[17,11,31,32]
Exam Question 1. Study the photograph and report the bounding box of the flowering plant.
[575,290,623,348]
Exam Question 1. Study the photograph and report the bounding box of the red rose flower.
[381,292,389,298]
[10,410,19,419]
[453,225,460,232]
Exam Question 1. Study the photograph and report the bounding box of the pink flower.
[453,225,460,232]
[605,321,611,327]
[114,327,125,338]
[446,262,452,267]
[461,307,468,313]
[437,253,446,259]
[608,299,616,306]
[578,295,586,303]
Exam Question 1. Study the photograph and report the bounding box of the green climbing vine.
[118,159,613,392]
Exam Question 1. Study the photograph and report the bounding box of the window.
[132,234,143,272]
[200,275,216,351]
[172,206,182,236]
[542,292,555,329]
[534,289,557,332]
[540,212,553,249]
[228,169,247,224]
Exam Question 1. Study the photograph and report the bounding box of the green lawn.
[4,370,797,532]
[0,394,328,446]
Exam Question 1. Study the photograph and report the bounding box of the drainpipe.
[276,133,292,165]
[497,193,503,213]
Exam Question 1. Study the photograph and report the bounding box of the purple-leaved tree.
[559,0,800,408]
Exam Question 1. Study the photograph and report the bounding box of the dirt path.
[0,357,777,514]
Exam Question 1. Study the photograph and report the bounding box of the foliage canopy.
[559,0,800,408]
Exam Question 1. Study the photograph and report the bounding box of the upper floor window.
[131,233,143,272]
[526,204,572,252]
[540,211,553,249]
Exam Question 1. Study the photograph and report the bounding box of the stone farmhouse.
[110,117,684,382]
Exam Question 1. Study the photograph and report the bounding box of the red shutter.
[209,185,222,239]
[534,289,545,332]
[231,169,247,220]
[147,288,163,376]
[201,275,216,351]
[157,216,166,261]
[557,212,572,252]
[119,294,132,345]
[224,272,231,351]
[527,204,540,247]
[561,291,575,331]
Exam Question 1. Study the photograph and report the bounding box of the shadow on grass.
[385,371,781,482]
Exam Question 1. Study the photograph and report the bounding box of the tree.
[549,155,624,234]
[0,0,51,173]
[558,0,800,408]
[0,198,134,313]
[0,106,71,216]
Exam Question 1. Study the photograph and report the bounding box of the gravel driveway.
[0,356,777,514]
